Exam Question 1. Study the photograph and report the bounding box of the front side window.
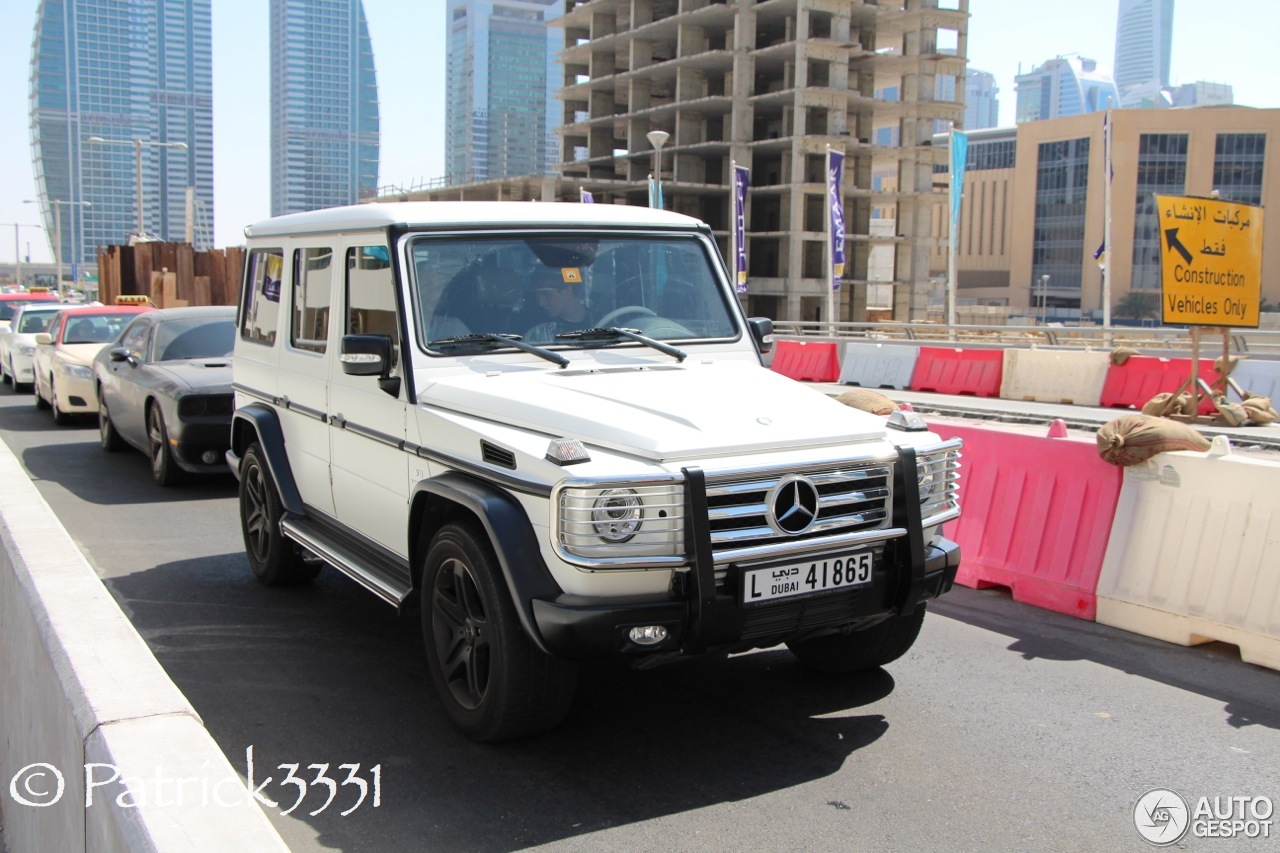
[241,248,284,345]
[117,318,151,360]
[409,234,738,351]
[292,248,333,353]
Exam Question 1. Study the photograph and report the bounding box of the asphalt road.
[2,386,1278,852]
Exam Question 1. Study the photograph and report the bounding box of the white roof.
[244,201,708,239]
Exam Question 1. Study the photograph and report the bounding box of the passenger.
[523,268,589,344]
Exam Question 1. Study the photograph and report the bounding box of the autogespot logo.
[1135,788,1191,846]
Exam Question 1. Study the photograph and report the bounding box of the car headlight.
[16,343,35,356]
[554,477,686,566]
[58,363,93,379]
[916,440,962,527]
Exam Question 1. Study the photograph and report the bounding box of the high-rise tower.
[270,0,380,216]
[445,0,562,185]
[1113,0,1174,95]
[29,0,215,268]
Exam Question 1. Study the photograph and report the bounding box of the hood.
[419,360,885,462]
[152,359,233,392]
[58,343,110,365]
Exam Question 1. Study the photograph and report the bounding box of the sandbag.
[1096,414,1211,466]
[1242,396,1279,425]
[835,388,900,416]
[1140,392,1195,417]
[1109,346,1140,366]
[1214,401,1248,427]
[1214,353,1239,375]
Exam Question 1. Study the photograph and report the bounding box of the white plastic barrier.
[0,439,287,853]
[1096,444,1280,671]
[1228,358,1280,403]
[838,342,920,389]
[1000,348,1111,406]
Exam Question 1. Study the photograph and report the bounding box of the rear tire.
[786,605,928,674]
[238,442,316,585]
[421,520,577,741]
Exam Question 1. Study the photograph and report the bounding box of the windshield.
[409,233,738,351]
[154,317,235,361]
[61,313,137,345]
[17,310,58,334]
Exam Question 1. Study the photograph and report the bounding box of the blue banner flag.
[827,149,845,288]
[733,165,750,293]
[580,188,594,203]
[950,129,968,238]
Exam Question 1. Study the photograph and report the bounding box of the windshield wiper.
[554,327,687,363]
[427,333,569,368]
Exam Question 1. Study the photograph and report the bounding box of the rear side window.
[241,248,284,345]
[292,248,333,353]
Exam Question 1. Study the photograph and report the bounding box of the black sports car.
[94,306,237,486]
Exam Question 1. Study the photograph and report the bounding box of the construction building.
[384,0,969,324]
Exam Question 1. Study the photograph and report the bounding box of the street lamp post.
[646,130,670,209]
[2,222,42,289]
[25,199,90,296]
[86,136,188,242]
[1039,274,1050,325]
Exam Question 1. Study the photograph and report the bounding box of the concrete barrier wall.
[838,342,920,390]
[0,439,287,852]
[1096,447,1280,670]
[1228,359,1280,403]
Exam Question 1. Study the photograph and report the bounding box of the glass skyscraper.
[446,0,562,185]
[270,0,380,216]
[1113,0,1174,95]
[28,0,214,270]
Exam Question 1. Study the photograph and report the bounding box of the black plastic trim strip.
[892,446,928,615]
[681,466,716,651]
[230,403,305,515]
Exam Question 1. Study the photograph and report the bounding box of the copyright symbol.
[10,763,65,807]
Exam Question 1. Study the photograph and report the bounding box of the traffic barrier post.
[1096,445,1280,671]
[910,347,1003,397]
[838,342,920,389]
[931,419,1123,619]
[1000,348,1111,406]
[769,339,841,382]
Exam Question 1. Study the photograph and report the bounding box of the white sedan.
[0,303,67,391]
[32,305,154,424]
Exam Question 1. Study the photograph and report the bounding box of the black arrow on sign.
[1164,228,1194,265]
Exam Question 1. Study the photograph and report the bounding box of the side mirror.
[108,346,131,363]
[35,332,53,345]
[746,317,774,354]
[341,333,401,397]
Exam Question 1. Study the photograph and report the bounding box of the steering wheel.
[597,305,657,328]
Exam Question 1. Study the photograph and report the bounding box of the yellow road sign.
[1156,194,1264,328]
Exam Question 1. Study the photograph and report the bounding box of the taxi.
[0,288,61,332]
[33,298,155,424]
[0,302,66,391]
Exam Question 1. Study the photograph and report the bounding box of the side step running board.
[280,516,412,607]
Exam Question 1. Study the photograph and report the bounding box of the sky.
[1,0,1277,264]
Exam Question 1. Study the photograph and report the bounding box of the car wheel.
[786,605,928,674]
[421,520,578,742]
[34,376,50,410]
[11,358,29,393]
[1,357,9,385]
[50,378,72,425]
[238,442,316,585]
[147,404,186,486]
[99,392,125,452]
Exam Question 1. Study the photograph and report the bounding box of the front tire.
[786,605,928,674]
[421,521,577,741]
[50,379,72,425]
[99,392,125,451]
[34,376,50,410]
[238,442,315,585]
[148,404,185,486]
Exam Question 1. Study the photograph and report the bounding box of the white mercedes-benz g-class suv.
[230,202,962,741]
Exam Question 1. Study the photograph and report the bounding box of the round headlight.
[591,488,642,543]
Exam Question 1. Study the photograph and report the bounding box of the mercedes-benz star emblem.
[770,476,820,535]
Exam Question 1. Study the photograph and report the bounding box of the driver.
[523,267,588,344]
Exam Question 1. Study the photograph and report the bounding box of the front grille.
[705,461,894,552]
[179,394,233,418]
[917,440,962,527]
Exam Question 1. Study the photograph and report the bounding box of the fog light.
[628,625,668,645]
[201,450,219,464]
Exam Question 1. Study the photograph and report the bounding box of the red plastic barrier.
[769,340,840,382]
[1100,356,1220,415]
[930,420,1123,620]
[909,347,1003,396]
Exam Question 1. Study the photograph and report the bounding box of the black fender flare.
[411,471,563,655]
[230,404,305,515]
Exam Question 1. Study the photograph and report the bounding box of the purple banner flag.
[827,149,845,288]
[733,164,750,293]
[580,187,594,203]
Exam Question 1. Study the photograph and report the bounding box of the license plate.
[741,552,874,605]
